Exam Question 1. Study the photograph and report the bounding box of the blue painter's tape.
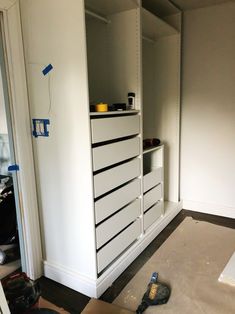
[42,64,53,76]
[8,164,19,172]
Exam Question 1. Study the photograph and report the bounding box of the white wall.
[181,2,235,217]
[20,0,97,282]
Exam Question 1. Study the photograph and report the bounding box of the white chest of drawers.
[90,113,142,273]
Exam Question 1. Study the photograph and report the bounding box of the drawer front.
[97,219,141,273]
[94,158,140,198]
[144,202,163,231]
[91,115,140,144]
[143,167,163,193]
[92,137,140,171]
[144,184,162,212]
[95,178,141,224]
[96,198,141,249]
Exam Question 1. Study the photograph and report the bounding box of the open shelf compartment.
[143,145,164,192]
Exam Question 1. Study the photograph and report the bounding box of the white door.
[0,0,42,279]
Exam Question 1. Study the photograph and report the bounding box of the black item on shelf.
[143,138,161,149]
[127,92,135,109]
[109,103,127,111]
[89,104,96,112]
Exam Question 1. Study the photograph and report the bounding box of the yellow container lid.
[95,103,108,112]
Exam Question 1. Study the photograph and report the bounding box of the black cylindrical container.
[127,92,135,109]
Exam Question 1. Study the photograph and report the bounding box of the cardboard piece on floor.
[219,252,235,286]
[81,298,134,314]
[39,297,69,314]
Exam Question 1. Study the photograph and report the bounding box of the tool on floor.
[136,272,170,314]
[2,272,41,314]
[2,272,59,314]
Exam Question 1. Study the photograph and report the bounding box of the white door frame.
[0,0,42,279]
[0,281,10,314]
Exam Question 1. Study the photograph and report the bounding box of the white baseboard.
[183,200,235,219]
[44,261,98,297]
[44,201,182,298]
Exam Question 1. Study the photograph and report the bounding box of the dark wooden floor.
[39,209,235,313]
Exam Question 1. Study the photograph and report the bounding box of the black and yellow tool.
[136,272,171,313]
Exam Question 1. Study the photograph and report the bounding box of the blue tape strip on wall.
[42,64,53,76]
[8,164,19,172]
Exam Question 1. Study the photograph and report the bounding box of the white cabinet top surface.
[142,8,178,41]
[85,0,138,16]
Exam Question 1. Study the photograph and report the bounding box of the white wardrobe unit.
[142,1,182,212]
[86,0,142,278]
[20,0,182,298]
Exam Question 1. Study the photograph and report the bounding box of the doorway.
[0,0,42,280]
[0,12,25,278]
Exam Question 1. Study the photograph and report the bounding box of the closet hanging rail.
[85,9,110,24]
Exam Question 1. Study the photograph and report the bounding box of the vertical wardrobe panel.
[85,16,109,104]
[142,39,156,139]
[107,8,141,107]
[153,34,180,202]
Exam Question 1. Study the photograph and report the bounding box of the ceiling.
[171,0,232,11]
